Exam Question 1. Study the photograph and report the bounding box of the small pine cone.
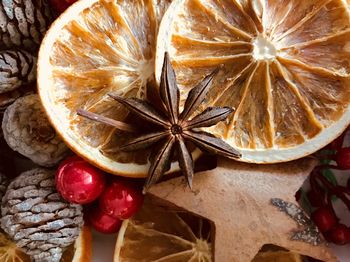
[2,94,69,166]
[0,0,53,50]
[0,172,9,201]
[1,168,84,262]
[0,84,35,138]
[0,49,37,94]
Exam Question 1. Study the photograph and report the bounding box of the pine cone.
[0,172,9,201]
[0,49,37,94]
[2,94,69,166]
[0,84,35,139]
[1,168,83,262]
[0,0,53,50]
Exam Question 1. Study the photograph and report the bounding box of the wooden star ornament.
[148,157,337,262]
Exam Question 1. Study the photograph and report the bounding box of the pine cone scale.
[24,188,53,198]
[7,185,36,198]
[32,202,67,213]
[40,178,56,187]
[58,205,83,217]
[47,193,61,201]
[13,227,40,239]
[19,213,56,224]
[40,218,75,231]
[11,197,44,212]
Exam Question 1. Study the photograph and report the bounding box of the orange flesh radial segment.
[156,0,350,163]
[38,0,201,177]
[114,198,212,261]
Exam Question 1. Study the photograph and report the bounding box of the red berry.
[295,189,302,202]
[327,133,345,151]
[87,205,122,234]
[56,156,106,204]
[49,0,77,14]
[325,224,350,245]
[311,207,338,233]
[99,179,144,220]
[335,147,350,169]
[307,190,325,207]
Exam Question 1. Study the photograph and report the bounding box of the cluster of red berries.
[56,156,144,234]
[300,133,350,245]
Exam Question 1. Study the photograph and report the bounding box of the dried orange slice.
[38,0,202,177]
[0,225,91,262]
[156,0,350,163]
[114,197,212,261]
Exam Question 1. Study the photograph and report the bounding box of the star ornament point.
[148,158,337,262]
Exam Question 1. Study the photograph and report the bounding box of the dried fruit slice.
[0,225,91,262]
[114,197,212,261]
[156,0,350,163]
[38,0,201,177]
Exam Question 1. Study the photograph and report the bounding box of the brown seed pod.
[0,0,53,50]
[2,94,69,166]
[0,49,37,94]
[1,168,83,262]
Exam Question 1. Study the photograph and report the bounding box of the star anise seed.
[109,53,241,192]
[78,52,241,193]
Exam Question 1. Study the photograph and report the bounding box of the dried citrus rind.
[156,0,350,163]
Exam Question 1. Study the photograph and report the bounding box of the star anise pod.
[78,53,241,192]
